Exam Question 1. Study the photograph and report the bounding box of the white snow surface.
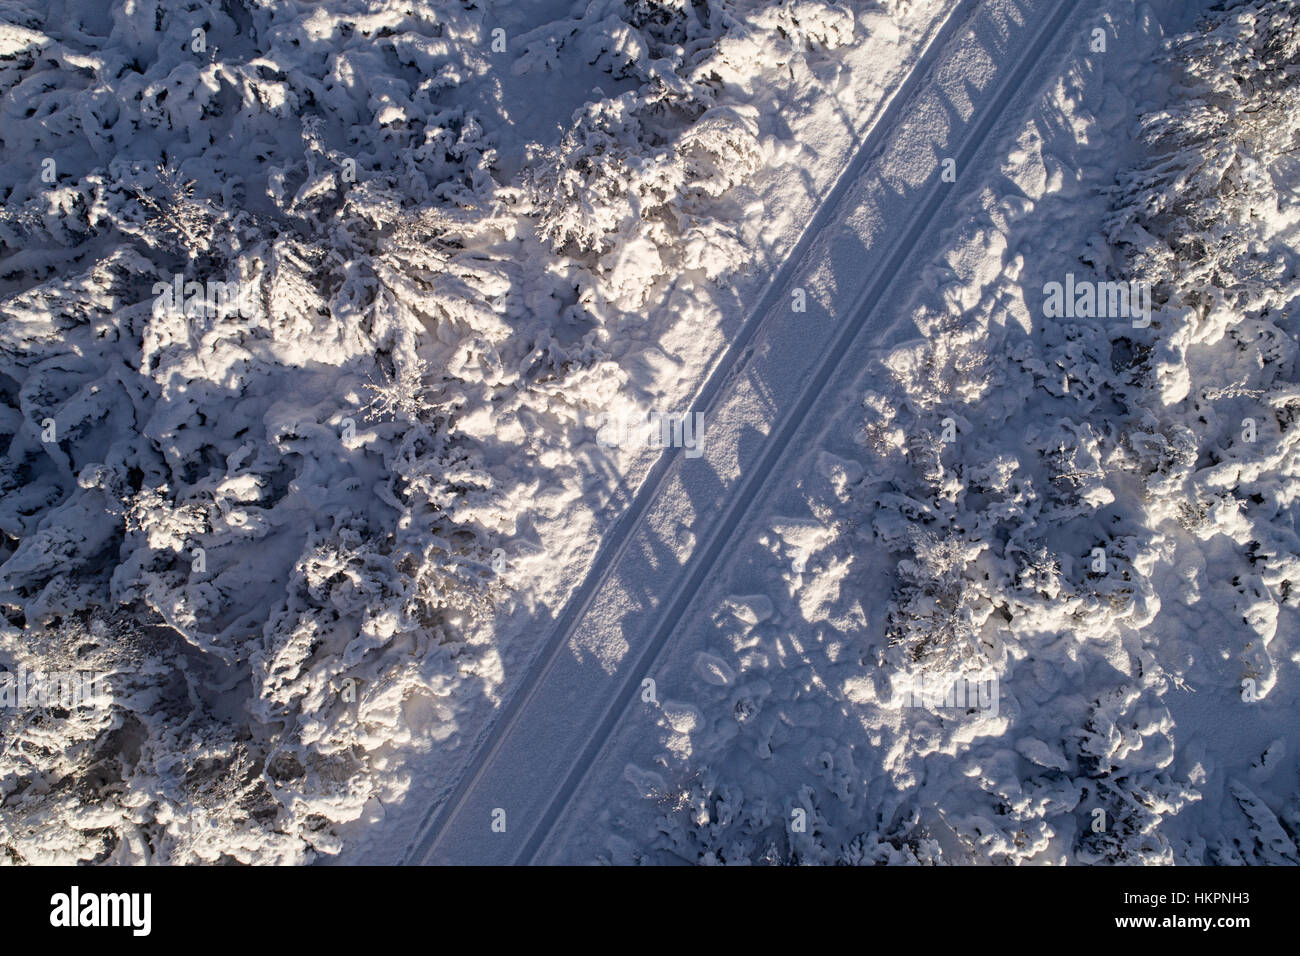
[0,0,1297,866]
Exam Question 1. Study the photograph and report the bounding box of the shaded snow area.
[0,0,1296,867]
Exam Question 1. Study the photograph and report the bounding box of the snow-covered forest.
[1,0,1297,866]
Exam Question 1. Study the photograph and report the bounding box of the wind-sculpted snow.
[0,0,869,862]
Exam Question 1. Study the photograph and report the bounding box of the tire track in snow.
[405,0,1076,865]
